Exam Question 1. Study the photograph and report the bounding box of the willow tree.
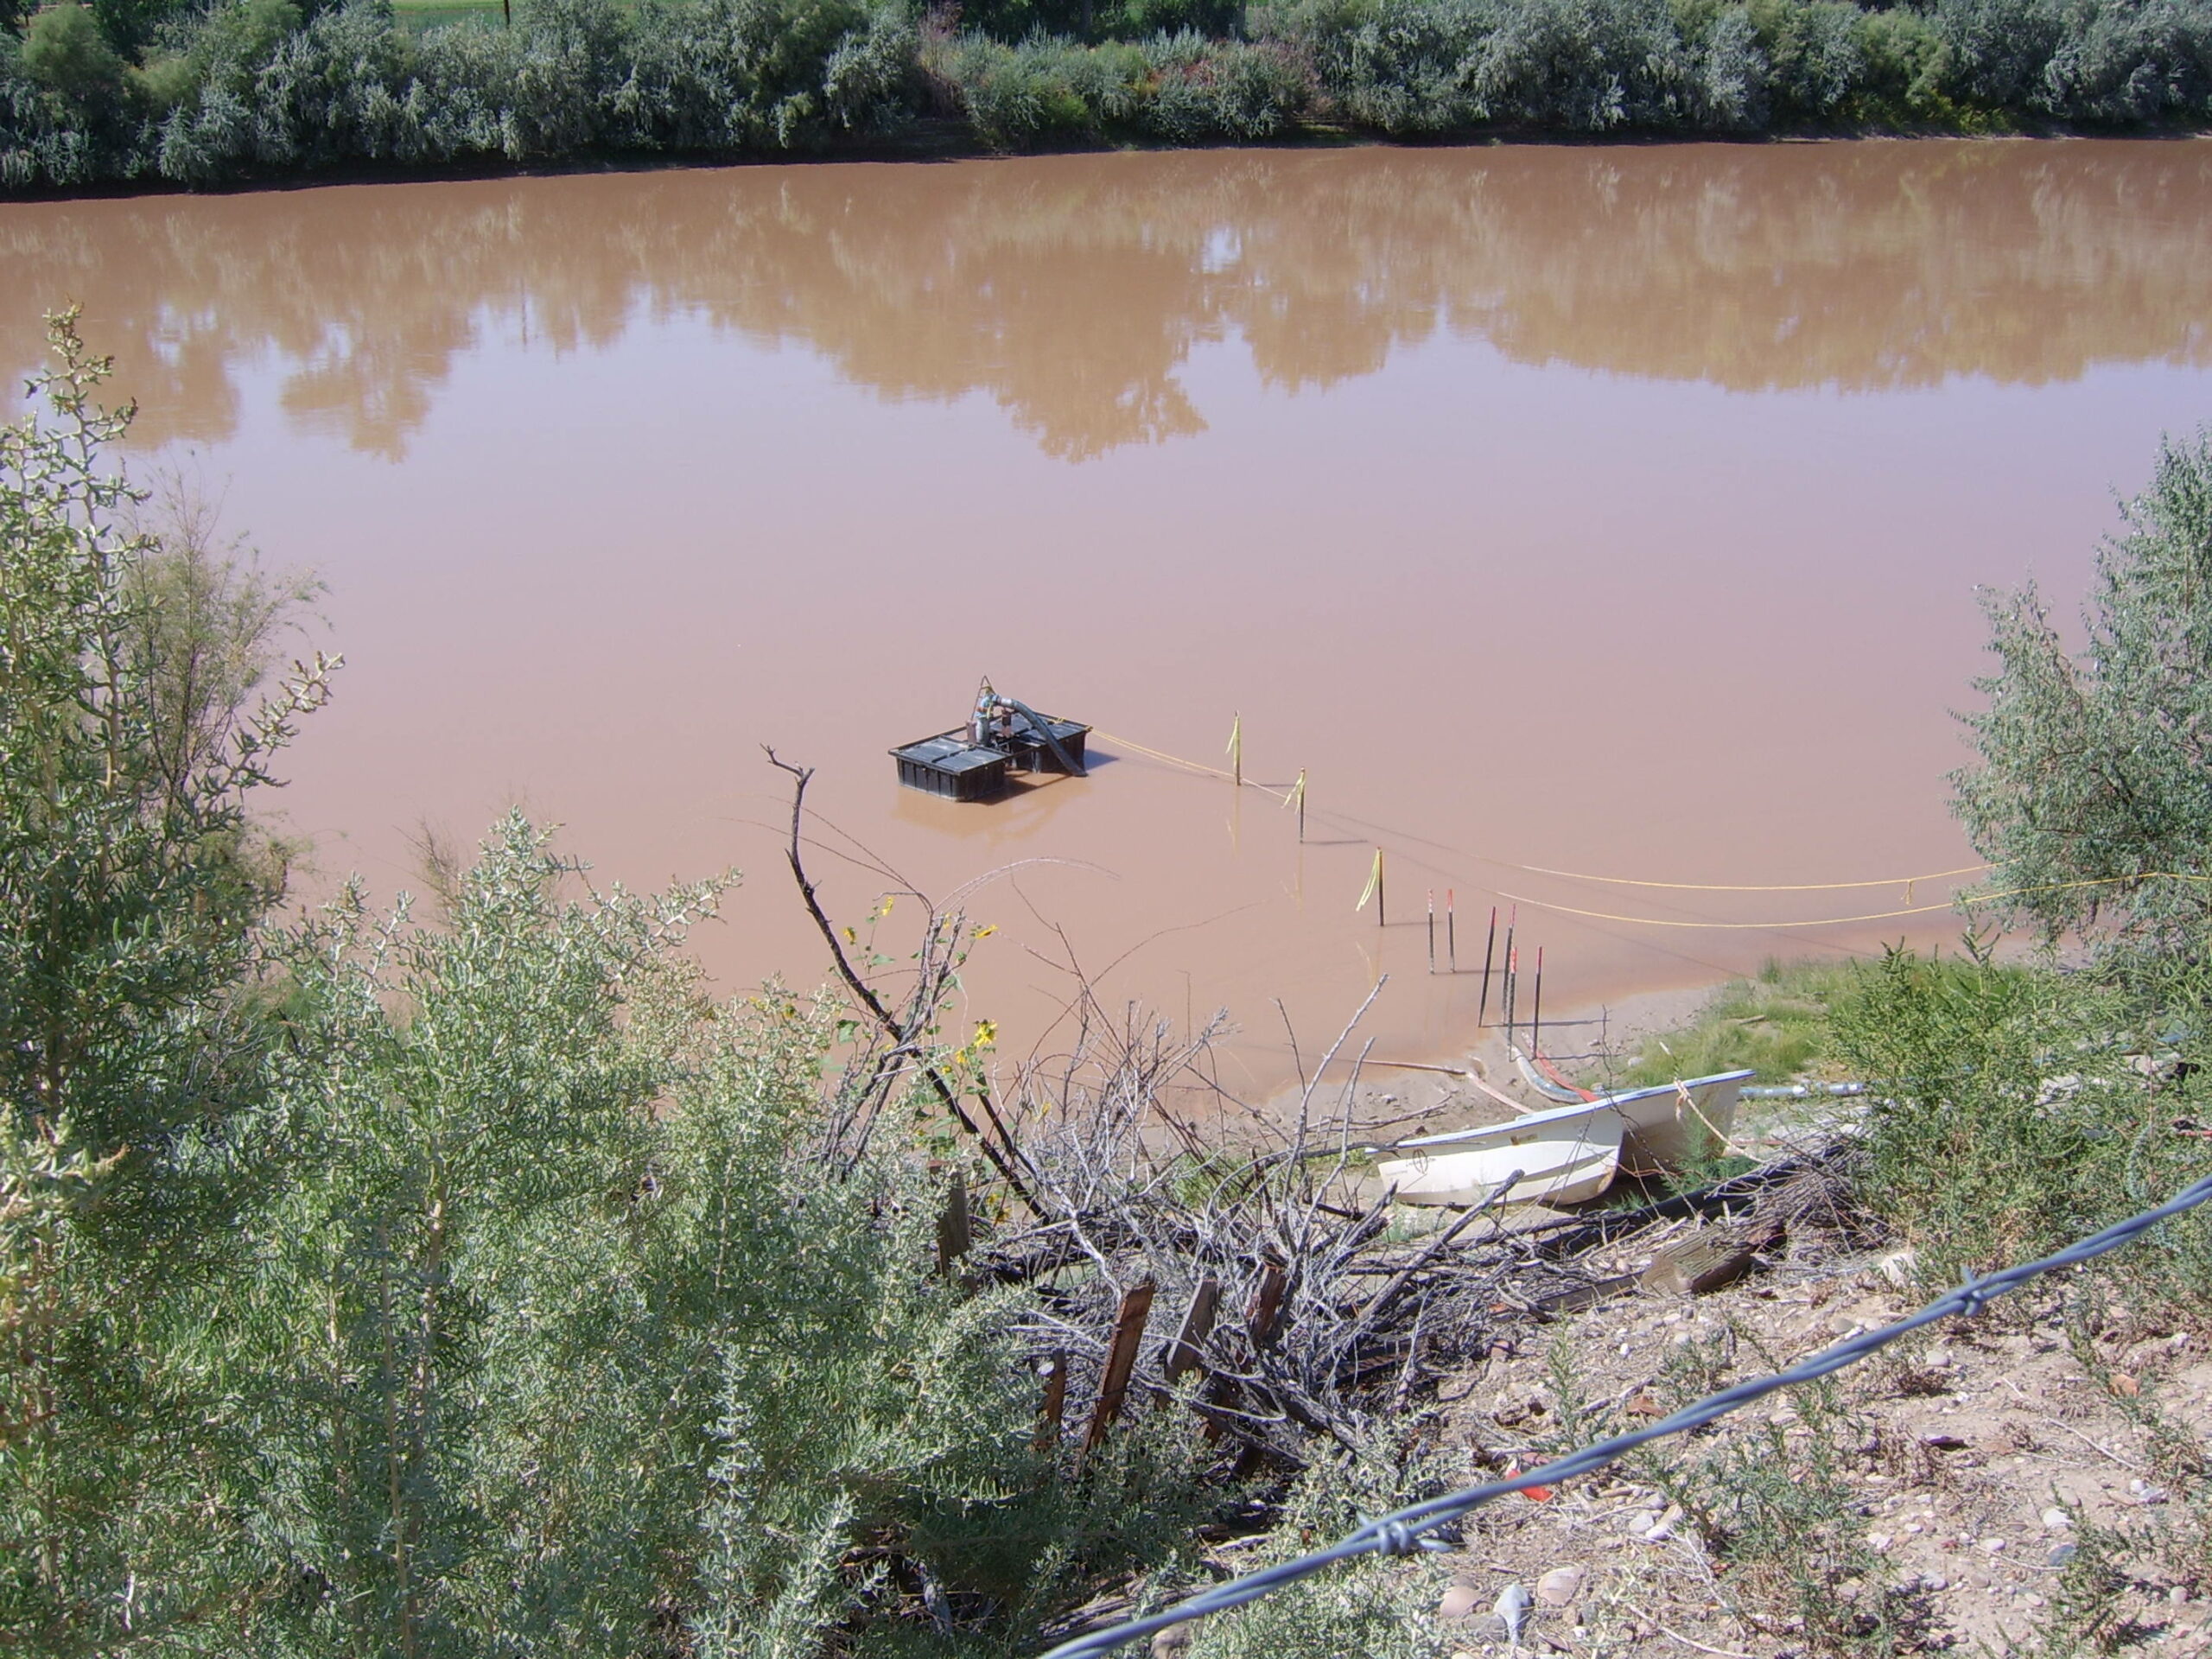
[1953,429,2212,951]
[0,309,334,1650]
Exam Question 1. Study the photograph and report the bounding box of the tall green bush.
[20,0,123,99]
[0,311,334,1652]
[927,24,1302,145]
[2041,0,2212,124]
[957,0,1243,47]
[1953,429,2212,951]
[212,817,1218,1656]
[1831,944,2212,1313]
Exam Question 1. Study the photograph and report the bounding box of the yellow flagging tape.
[1091,728,1984,893]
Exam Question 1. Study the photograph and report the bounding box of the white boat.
[1376,1097,1624,1207]
[1602,1070,1752,1175]
[1508,1049,1752,1177]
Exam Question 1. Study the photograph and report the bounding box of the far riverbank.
[6,0,2209,196]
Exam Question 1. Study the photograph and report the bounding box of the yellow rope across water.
[1090,728,1987,895]
[1484,874,2212,931]
[1501,861,1991,893]
[1094,728,1295,800]
[1093,729,2212,927]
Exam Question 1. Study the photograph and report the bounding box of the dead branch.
[764,747,1038,1213]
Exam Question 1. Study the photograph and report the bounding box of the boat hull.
[1601,1071,1751,1174]
[1377,1100,1623,1207]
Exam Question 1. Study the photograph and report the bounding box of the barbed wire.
[1038,1169,2212,1659]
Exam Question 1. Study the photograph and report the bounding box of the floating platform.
[892,712,1090,803]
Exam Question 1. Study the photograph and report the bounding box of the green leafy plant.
[21,1,124,99]
[1954,428,2212,953]
[0,308,334,1652]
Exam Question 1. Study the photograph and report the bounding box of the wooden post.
[1228,713,1242,789]
[1478,906,1497,1025]
[1377,849,1386,928]
[1447,890,1457,973]
[1246,1259,1287,1350]
[935,1171,970,1277]
[1427,891,1436,974]
[1296,770,1306,842]
[1502,910,1517,1040]
[1531,946,1544,1059]
[1083,1281,1157,1452]
[1199,1262,1288,1446]
[1161,1276,1221,1386]
[1035,1351,1069,1451]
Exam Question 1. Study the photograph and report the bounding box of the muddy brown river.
[5,140,2210,1097]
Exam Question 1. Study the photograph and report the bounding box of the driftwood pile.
[969,997,1871,1473]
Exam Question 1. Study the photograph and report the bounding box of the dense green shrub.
[1745,0,1862,119]
[1831,944,2212,1314]
[927,24,1303,144]
[21,0,122,97]
[1953,429,2212,950]
[1927,0,2059,109]
[619,0,918,151]
[2040,0,2212,124]
[1251,0,1864,133]
[0,37,101,183]
[1846,2,1954,122]
[0,312,337,1653]
[958,0,1244,45]
[228,818,1079,1656]
[3,0,921,184]
[4,0,2212,187]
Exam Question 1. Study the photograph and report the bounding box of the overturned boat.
[1371,1065,1752,1209]
[1509,1053,1753,1177]
[1598,1070,1752,1175]
[1376,1097,1624,1207]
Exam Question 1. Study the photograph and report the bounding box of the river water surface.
[5,140,2210,1096]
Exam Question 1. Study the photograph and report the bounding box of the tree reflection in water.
[3,139,2209,461]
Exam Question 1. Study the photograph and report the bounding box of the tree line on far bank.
[0,0,2207,189]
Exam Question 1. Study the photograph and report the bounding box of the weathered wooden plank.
[1247,1259,1287,1350]
[1639,1222,1778,1296]
[1084,1281,1157,1452]
[1035,1350,1069,1452]
[935,1172,971,1276]
[1535,1271,1642,1316]
[1161,1276,1221,1384]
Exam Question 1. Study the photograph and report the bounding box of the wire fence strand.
[1037,1170,2212,1659]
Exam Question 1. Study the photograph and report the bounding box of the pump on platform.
[891,679,1090,803]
